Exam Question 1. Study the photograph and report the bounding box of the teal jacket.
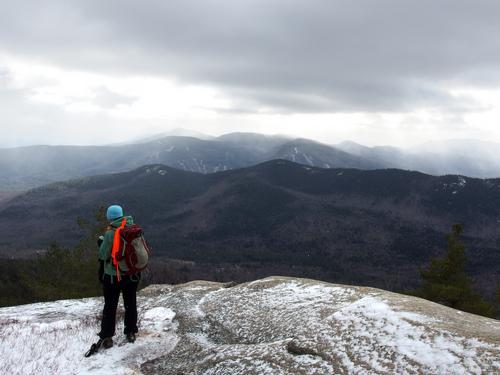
[99,216,134,276]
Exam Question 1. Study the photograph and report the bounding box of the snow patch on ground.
[443,175,468,195]
[0,297,178,375]
[302,153,314,166]
[328,295,496,374]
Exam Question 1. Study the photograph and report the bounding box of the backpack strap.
[111,218,127,282]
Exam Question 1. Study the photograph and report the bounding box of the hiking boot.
[100,337,113,349]
[126,333,136,343]
[84,337,113,357]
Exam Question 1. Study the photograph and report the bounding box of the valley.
[1,160,498,297]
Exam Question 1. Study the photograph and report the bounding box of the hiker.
[96,205,141,348]
[85,204,150,357]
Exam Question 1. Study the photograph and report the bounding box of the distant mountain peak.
[2,134,500,192]
[217,132,291,140]
[134,128,215,143]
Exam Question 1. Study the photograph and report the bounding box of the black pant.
[99,274,140,339]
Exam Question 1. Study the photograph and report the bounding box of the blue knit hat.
[106,205,123,221]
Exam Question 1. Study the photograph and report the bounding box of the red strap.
[111,218,127,282]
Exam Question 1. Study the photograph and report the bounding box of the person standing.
[97,204,140,348]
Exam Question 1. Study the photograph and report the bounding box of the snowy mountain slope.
[4,133,500,192]
[1,277,499,374]
[271,138,383,170]
[0,136,259,190]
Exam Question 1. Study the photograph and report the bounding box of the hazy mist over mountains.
[1,129,499,296]
[1,131,500,192]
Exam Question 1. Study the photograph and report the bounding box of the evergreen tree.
[417,224,496,317]
[20,207,108,301]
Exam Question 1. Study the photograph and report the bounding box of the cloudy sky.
[1,0,500,148]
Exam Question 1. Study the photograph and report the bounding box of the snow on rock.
[1,277,499,374]
[145,277,500,374]
[0,296,177,375]
[303,153,314,166]
[442,175,468,195]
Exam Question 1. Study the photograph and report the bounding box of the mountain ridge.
[2,133,500,191]
[1,160,499,295]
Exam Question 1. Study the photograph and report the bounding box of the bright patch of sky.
[2,1,500,148]
[4,55,500,148]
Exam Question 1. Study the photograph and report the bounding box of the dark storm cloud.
[1,0,500,113]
